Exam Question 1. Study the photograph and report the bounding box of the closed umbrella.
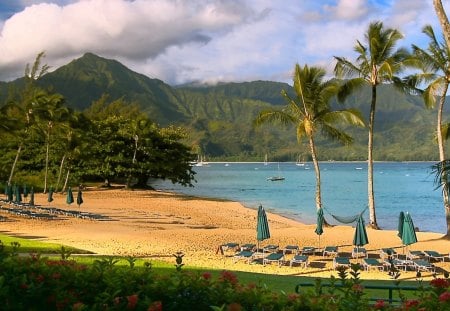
[23,184,28,198]
[397,211,405,238]
[4,183,8,199]
[6,184,13,202]
[66,187,74,205]
[47,187,54,204]
[401,212,417,247]
[315,207,324,248]
[29,187,35,206]
[353,214,368,259]
[14,185,22,203]
[76,188,83,208]
[256,204,270,250]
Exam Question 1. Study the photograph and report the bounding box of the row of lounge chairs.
[221,243,448,273]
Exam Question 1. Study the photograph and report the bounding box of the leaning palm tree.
[334,21,409,229]
[432,160,450,237]
[408,25,450,237]
[254,63,365,211]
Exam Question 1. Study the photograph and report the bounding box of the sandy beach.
[0,188,449,281]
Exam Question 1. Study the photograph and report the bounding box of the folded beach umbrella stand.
[256,204,270,251]
[353,214,368,259]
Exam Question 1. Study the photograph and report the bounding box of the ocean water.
[151,162,446,234]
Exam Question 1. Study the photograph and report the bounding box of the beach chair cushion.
[290,255,308,268]
[407,250,424,260]
[240,244,256,251]
[263,253,285,266]
[380,248,398,258]
[333,257,350,269]
[424,250,446,262]
[301,246,315,255]
[383,258,411,271]
[234,250,254,263]
[283,245,299,254]
[413,259,435,272]
[352,247,367,258]
[363,258,384,271]
[324,246,338,256]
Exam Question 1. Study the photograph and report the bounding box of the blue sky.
[0,0,447,85]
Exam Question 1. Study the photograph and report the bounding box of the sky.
[0,0,448,85]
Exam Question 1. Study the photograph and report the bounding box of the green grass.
[0,233,427,300]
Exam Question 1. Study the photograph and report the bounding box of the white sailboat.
[296,155,305,167]
[267,163,285,181]
[264,154,268,166]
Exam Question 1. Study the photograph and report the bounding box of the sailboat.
[296,155,305,167]
[267,163,285,181]
[264,154,268,166]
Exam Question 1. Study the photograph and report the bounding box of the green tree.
[408,25,450,236]
[334,21,409,229]
[254,64,365,211]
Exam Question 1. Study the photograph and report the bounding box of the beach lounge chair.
[383,258,411,271]
[380,248,398,258]
[263,244,279,253]
[233,250,255,263]
[407,250,425,260]
[352,247,367,258]
[413,259,435,273]
[282,245,299,255]
[362,258,384,271]
[263,253,285,266]
[240,244,256,252]
[333,257,351,270]
[290,255,309,268]
[423,250,447,262]
[301,246,315,255]
[217,242,239,255]
[323,246,338,257]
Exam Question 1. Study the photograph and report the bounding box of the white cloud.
[0,0,447,84]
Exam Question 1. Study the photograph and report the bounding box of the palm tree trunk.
[55,154,66,193]
[44,134,50,194]
[438,83,450,237]
[434,0,450,50]
[368,85,379,229]
[62,169,70,193]
[8,144,22,186]
[308,134,322,209]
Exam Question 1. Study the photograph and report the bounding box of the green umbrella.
[23,184,28,198]
[14,185,22,203]
[315,207,324,248]
[353,214,368,259]
[401,212,417,246]
[397,211,404,238]
[66,187,74,205]
[76,188,83,208]
[47,187,54,203]
[256,204,270,250]
[29,187,35,206]
[6,184,13,202]
[4,183,8,199]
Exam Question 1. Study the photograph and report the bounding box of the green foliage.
[0,241,449,310]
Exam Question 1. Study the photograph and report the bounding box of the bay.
[151,162,446,234]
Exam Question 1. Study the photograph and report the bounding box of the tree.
[334,21,409,229]
[408,25,450,236]
[254,64,365,211]
[433,0,450,49]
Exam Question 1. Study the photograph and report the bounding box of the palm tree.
[408,25,450,237]
[433,0,450,49]
[334,21,409,229]
[254,63,365,211]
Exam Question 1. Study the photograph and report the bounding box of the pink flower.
[374,300,385,309]
[202,272,212,280]
[219,270,238,285]
[147,301,162,311]
[404,299,420,310]
[227,302,242,311]
[72,302,85,311]
[352,284,364,293]
[127,294,138,310]
[439,291,450,303]
[431,278,450,289]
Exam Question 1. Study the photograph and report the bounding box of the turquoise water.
[151,162,446,234]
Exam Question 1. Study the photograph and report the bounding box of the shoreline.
[0,188,448,280]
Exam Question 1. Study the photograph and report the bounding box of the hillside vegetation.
[0,53,445,161]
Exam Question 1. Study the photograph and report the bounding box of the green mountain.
[0,53,444,161]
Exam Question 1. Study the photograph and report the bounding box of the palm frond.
[432,160,450,193]
[336,78,366,103]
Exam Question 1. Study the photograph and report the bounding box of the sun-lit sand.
[0,188,449,281]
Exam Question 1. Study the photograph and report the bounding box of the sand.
[0,188,449,281]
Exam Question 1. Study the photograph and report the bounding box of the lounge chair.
[263,253,285,266]
[217,242,239,255]
[413,259,435,273]
[352,247,367,258]
[333,257,351,270]
[380,248,398,258]
[362,258,384,271]
[240,244,256,252]
[233,250,255,263]
[282,245,299,255]
[424,250,447,262]
[407,250,425,260]
[290,255,309,268]
[263,244,279,253]
[323,246,338,257]
[301,246,315,255]
[383,258,411,271]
